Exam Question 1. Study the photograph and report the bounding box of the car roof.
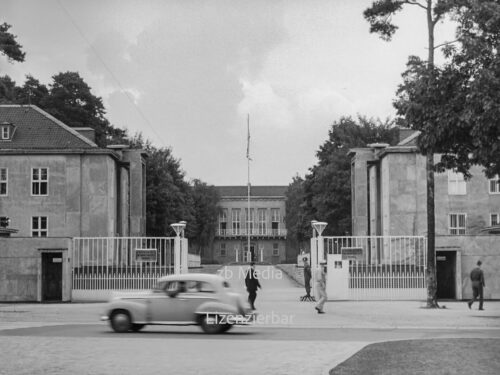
[157,273,226,284]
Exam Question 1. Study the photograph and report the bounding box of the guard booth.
[310,222,427,301]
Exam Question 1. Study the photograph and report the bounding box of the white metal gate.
[324,236,427,300]
[72,237,175,301]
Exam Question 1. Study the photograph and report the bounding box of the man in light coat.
[314,261,327,314]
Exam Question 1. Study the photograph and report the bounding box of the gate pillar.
[326,254,349,300]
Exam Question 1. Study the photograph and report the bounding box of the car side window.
[198,282,215,293]
[155,281,167,291]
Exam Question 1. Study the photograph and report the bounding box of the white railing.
[216,228,287,237]
[324,236,427,300]
[72,237,176,300]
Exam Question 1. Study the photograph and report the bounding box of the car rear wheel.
[200,315,224,334]
[131,324,144,332]
[110,310,131,333]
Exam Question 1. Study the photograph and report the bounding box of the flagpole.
[247,114,251,263]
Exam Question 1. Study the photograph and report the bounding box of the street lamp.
[312,221,328,264]
[171,221,186,237]
[170,221,187,274]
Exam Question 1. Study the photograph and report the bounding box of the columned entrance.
[244,244,255,262]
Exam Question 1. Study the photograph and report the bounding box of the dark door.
[42,252,62,301]
[436,251,456,299]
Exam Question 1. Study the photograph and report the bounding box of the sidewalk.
[1,265,498,331]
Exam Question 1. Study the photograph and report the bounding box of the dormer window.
[0,122,14,141]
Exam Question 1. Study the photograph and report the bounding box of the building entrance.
[42,252,62,301]
[244,244,255,263]
[436,251,456,299]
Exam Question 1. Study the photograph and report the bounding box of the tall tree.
[42,71,111,146]
[0,75,18,103]
[190,179,221,258]
[285,175,309,260]
[364,0,454,308]
[141,143,196,237]
[0,23,25,63]
[396,1,500,179]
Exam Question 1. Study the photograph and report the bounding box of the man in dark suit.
[468,260,485,311]
[303,257,312,298]
[245,262,261,310]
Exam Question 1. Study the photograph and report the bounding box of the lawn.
[330,338,500,375]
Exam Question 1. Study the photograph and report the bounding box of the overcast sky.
[2,0,456,186]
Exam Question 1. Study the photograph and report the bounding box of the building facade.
[349,130,500,300]
[0,105,147,301]
[212,186,287,265]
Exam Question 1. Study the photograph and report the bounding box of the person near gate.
[315,260,327,314]
[245,262,261,310]
[468,260,485,311]
[303,257,312,298]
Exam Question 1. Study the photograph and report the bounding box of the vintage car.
[101,273,254,334]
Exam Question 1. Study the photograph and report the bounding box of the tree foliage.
[190,180,221,257]
[396,1,500,179]
[0,23,25,63]
[286,117,398,254]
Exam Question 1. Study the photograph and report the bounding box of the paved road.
[1,324,499,375]
[1,265,499,375]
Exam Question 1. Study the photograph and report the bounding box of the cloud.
[237,79,293,129]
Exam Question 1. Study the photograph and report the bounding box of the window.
[273,243,279,256]
[0,168,7,196]
[491,213,499,226]
[449,213,466,235]
[258,209,267,234]
[231,209,241,234]
[489,176,500,194]
[32,168,48,196]
[219,209,227,234]
[1,126,9,140]
[448,171,466,195]
[32,216,48,237]
[245,208,254,234]
[220,243,226,256]
[271,208,280,234]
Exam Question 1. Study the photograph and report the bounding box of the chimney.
[74,127,96,143]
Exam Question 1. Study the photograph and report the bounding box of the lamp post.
[312,221,328,264]
[171,221,187,274]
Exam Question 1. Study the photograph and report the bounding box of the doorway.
[436,251,456,299]
[244,244,255,263]
[42,252,63,301]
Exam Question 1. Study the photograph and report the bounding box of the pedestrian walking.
[303,257,312,298]
[468,260,485,311]
[314,260,327,314]
[245,262,261,310]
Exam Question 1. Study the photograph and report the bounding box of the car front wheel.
[110,310,131,333]
[200,315,224,334]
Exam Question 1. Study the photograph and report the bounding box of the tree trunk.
[425,0,440,308]
[426,153,439,307]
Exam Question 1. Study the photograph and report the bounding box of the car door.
[181,281,218,317]
[148,281,185,323]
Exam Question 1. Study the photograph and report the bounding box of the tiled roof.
[216,186,288,197]
[0,105,97,149]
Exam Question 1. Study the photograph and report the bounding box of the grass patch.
[330,338,500,375]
